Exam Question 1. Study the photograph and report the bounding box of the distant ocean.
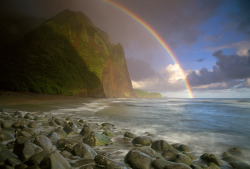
[2,97,250,161]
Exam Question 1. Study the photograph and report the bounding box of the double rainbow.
[103,0,194,98]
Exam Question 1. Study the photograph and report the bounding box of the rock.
[202,163,220,169]
[171,153,193,166]
[73,143,97,159]
[222,152,242,162]
[178,144,191,152]
[54,119,63,126]
[11,121,22,129]
[227,147,243,156]
[190,164,203,169]
[164,163,192,169]
[14,142,43,161]
[0,130,15,142]
[79,119,84,123]
[22,128,36,136]
[162,149,180,161]
[0,164,15,169]
[47,132,59,145]
[132,146,162,158]
[15,164,29,169]
[63,126,77,135]
[1,120,13,128]
[18,131,32,138]
[79,125,93,137]
[200,153,222,166]
[5,158,22,167]
[0,144,18,164]
[60,150,72,158]
[70,159,95,167]
[101,123,114,130]
[48,121,57,127]
[34,135,53,151]
[102,130,114,137]
[24,114,34,120]
[152,159,172,169]
[14,111,25,118]
[132,136,152,146]
[27,165,40,169]
[53,128,67,139]
[124,131,136,139]
[151,140,173,152]
[39,151,71,169]
[83,132,112,147]
[26,151,50,166]
[94,155,117,168]
[57,138,76,152]
[229,161,250,169]
[27,122,36,128]
[125,150,153,169]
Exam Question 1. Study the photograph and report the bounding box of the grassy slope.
[0,10,134,97]
[134,89,162,98]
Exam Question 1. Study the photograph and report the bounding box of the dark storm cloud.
[126,58,157,81]
[197,58,205,62]
[187,50,250,87]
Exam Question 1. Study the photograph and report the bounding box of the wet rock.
[0,130,15,141]
[152,159,172,169]
[34,135,53,151]
[124,131,136,139]
[22,128,36,136]
[200,153,222,166]
[73,143,97,159]
[178,144,191,152]
[70,159,95,167]
[47,132,59,145]
[79,119,84,123]
[102,130,114,137]
[39,151,71,169]
[14,142,43,161]
[5,158,22,167]
[190,164,203,169]
[229,161,250,169]
[0,164,14,169]
[162,148,180,161]
[12,121,23,129]
[1,120,13,128]
[27,165,40,169]
[57,138,76,152]
[222,152,242,162]
[151,140,173,152]
[14,111,25,118]
[60,150,72,158]
[63,125,77,135]
[79,125,93,137]
[132,136,152,146]
[164,162,192,169]
[171,153,193,166]
[83,132,112,147]
[54,128,67,139]
[202,163,220,169]
[18,131,32,138]
[27,122,36,128]
[101,123,114,130]
[15,164,28,169]
[125,150,153,169]
[94,155,116,168]
[48,121,57,127]
[26,151,50,166]
[0,144,18,164]
[132,146,162,158]
[228,147,243,156]
[54,119,63,126]
[24,114,34,120]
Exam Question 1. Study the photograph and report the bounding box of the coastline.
[0,96,250,169]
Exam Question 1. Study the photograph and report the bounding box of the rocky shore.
[0,109,250,169]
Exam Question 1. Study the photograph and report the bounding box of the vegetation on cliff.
[0,10,135,97]
[134,89,162,98]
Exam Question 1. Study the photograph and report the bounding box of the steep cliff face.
[0,10,136,97]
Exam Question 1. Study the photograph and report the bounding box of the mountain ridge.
[0,9,136,98]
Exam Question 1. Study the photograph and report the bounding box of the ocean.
[1,97,250,162]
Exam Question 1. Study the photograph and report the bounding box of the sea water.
[50,98,250,159]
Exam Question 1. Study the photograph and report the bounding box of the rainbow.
[103,0,194,98]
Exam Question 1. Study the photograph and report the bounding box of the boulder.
[39,151,71,169]
[102,130,114,137]
[0,130,15,142]
[94,155,116,168]
[178,144,191,152]
[151,140,173,152]
[4,158,22,167]
[162,148,180,160]
[152,159,172,169]
[101,123,114,130]
[26,151,50,166]
[164,163,192,169]
[73,143,97,159]
[170,153,193,166]
[200,153,222,166]
[70,159,95,168]
[27,122,36,128]
[83,132,112,147]
[132,146,162,158]
[124,131,136,139]
[53,128,67,139]
[14,142,43,161]
[132,136,152,146]
[63,126,77,135]
[125,150,153,169]
[1,120,13,128]
[79,125,93,137]
[60,150,73,158]
[229,161,250,169]
[34,135,53,151]
[47,132,59,145]
[0,144,18,164]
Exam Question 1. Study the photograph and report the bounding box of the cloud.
[187,50,250,89]
[197,58,205,62]
[132,64,188,92]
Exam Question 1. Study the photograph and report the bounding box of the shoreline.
[0,107,250,169]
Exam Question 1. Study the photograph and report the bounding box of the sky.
[1,0,250,98]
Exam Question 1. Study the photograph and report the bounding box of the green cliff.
[134,89,162,98]
[0,10,136,97]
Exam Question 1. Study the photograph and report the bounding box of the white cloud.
[210,40,250,57]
